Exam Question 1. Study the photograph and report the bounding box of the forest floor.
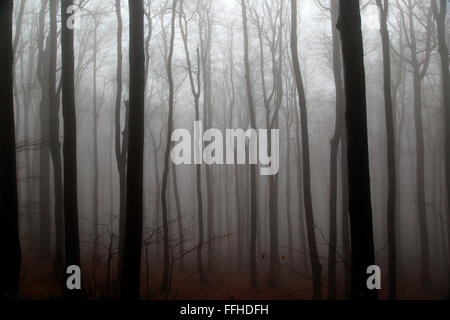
[17,253,448,300]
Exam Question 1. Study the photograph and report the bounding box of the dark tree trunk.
[327,0,345,300]
[115,0,129,284]
[338,0,377,299]
[376,0,397,300]
[340,130,351,298]
[61,0,81,295]
[37,0,51,260]
[241,0,258,290]
[160,0,178,292]
[48,0,64,277]
[432,0,450,298]
[0,0,21,297]
[120,0,146,299]
[290,0,322,299]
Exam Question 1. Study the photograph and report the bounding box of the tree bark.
[37,0,51,260]
[120,0,146,299]
[327,0,345,299]
[432,0,450,298]
[338,0,377,299]
[0,0,21,297]
[48,0,64,277]
[61,0,81,296]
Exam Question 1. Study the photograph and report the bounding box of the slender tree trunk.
[400,1,433,291]
[0,0,21,297]
[120,0,145,299]
[286,124,293,262]
[338,0,377,299]
[61,0,81,296]
[160,0,178,292]
[327,0,345,299]
[115,0,128,284]
[432,0,450,298]
[290,0,322,299]
[241,0,258,290]
[92,19,99,260]
[48,0,64,277]
[178,3,206,282]
[171,161,184,268]
[340,129,351,298]
[376,0,397,300]
[37,0,51,261]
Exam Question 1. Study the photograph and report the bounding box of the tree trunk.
[0,0,21,297]
[338,0,377,299]
[290,0,322,299]
[178,4,207,282]
[171,161,184,268]
[61,0,81,296]
[241,0,258,290]
[327,0,345,299]
[37,0,51,261]
[432,0,450,298]
[115,0,128,284]
[48,0,64,277]
[92,18,99,261]
[160,0,178,292]
[376,0,397,300]
[120,0,146,299]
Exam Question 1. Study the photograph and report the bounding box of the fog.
[7,0,450,299]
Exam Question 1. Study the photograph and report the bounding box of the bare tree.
[160,0,178,292]
[397,0,434,290]
[179,0,207,284]
[241,0,259,290]
[290,0,322,299]
[0,0,21,297]
[48,0,64,277]
[61,0,81,296]
[37,0,51,260]
[431,0,450,298]
[338,0,377,299]
[120,0,146,299]
[376,0,397,300]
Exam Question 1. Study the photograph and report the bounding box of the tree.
[431,0,450,298]
[397,0,434,290]
[240,0,259,290]
[198,0,215,270]
[48,0,64,276]
[92,14,100,260]
[120,0,146,299]
[249,0,284,286]
[114,0,130,284]
[376,0,397,300]
[36,0,51,260]
[338,0,377,299]
[61,0,81,295]
[0,0,21,297]
[160,0,178,292]
[318,0,347,300]
[290,0,322,299]
[179,0,207,284]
